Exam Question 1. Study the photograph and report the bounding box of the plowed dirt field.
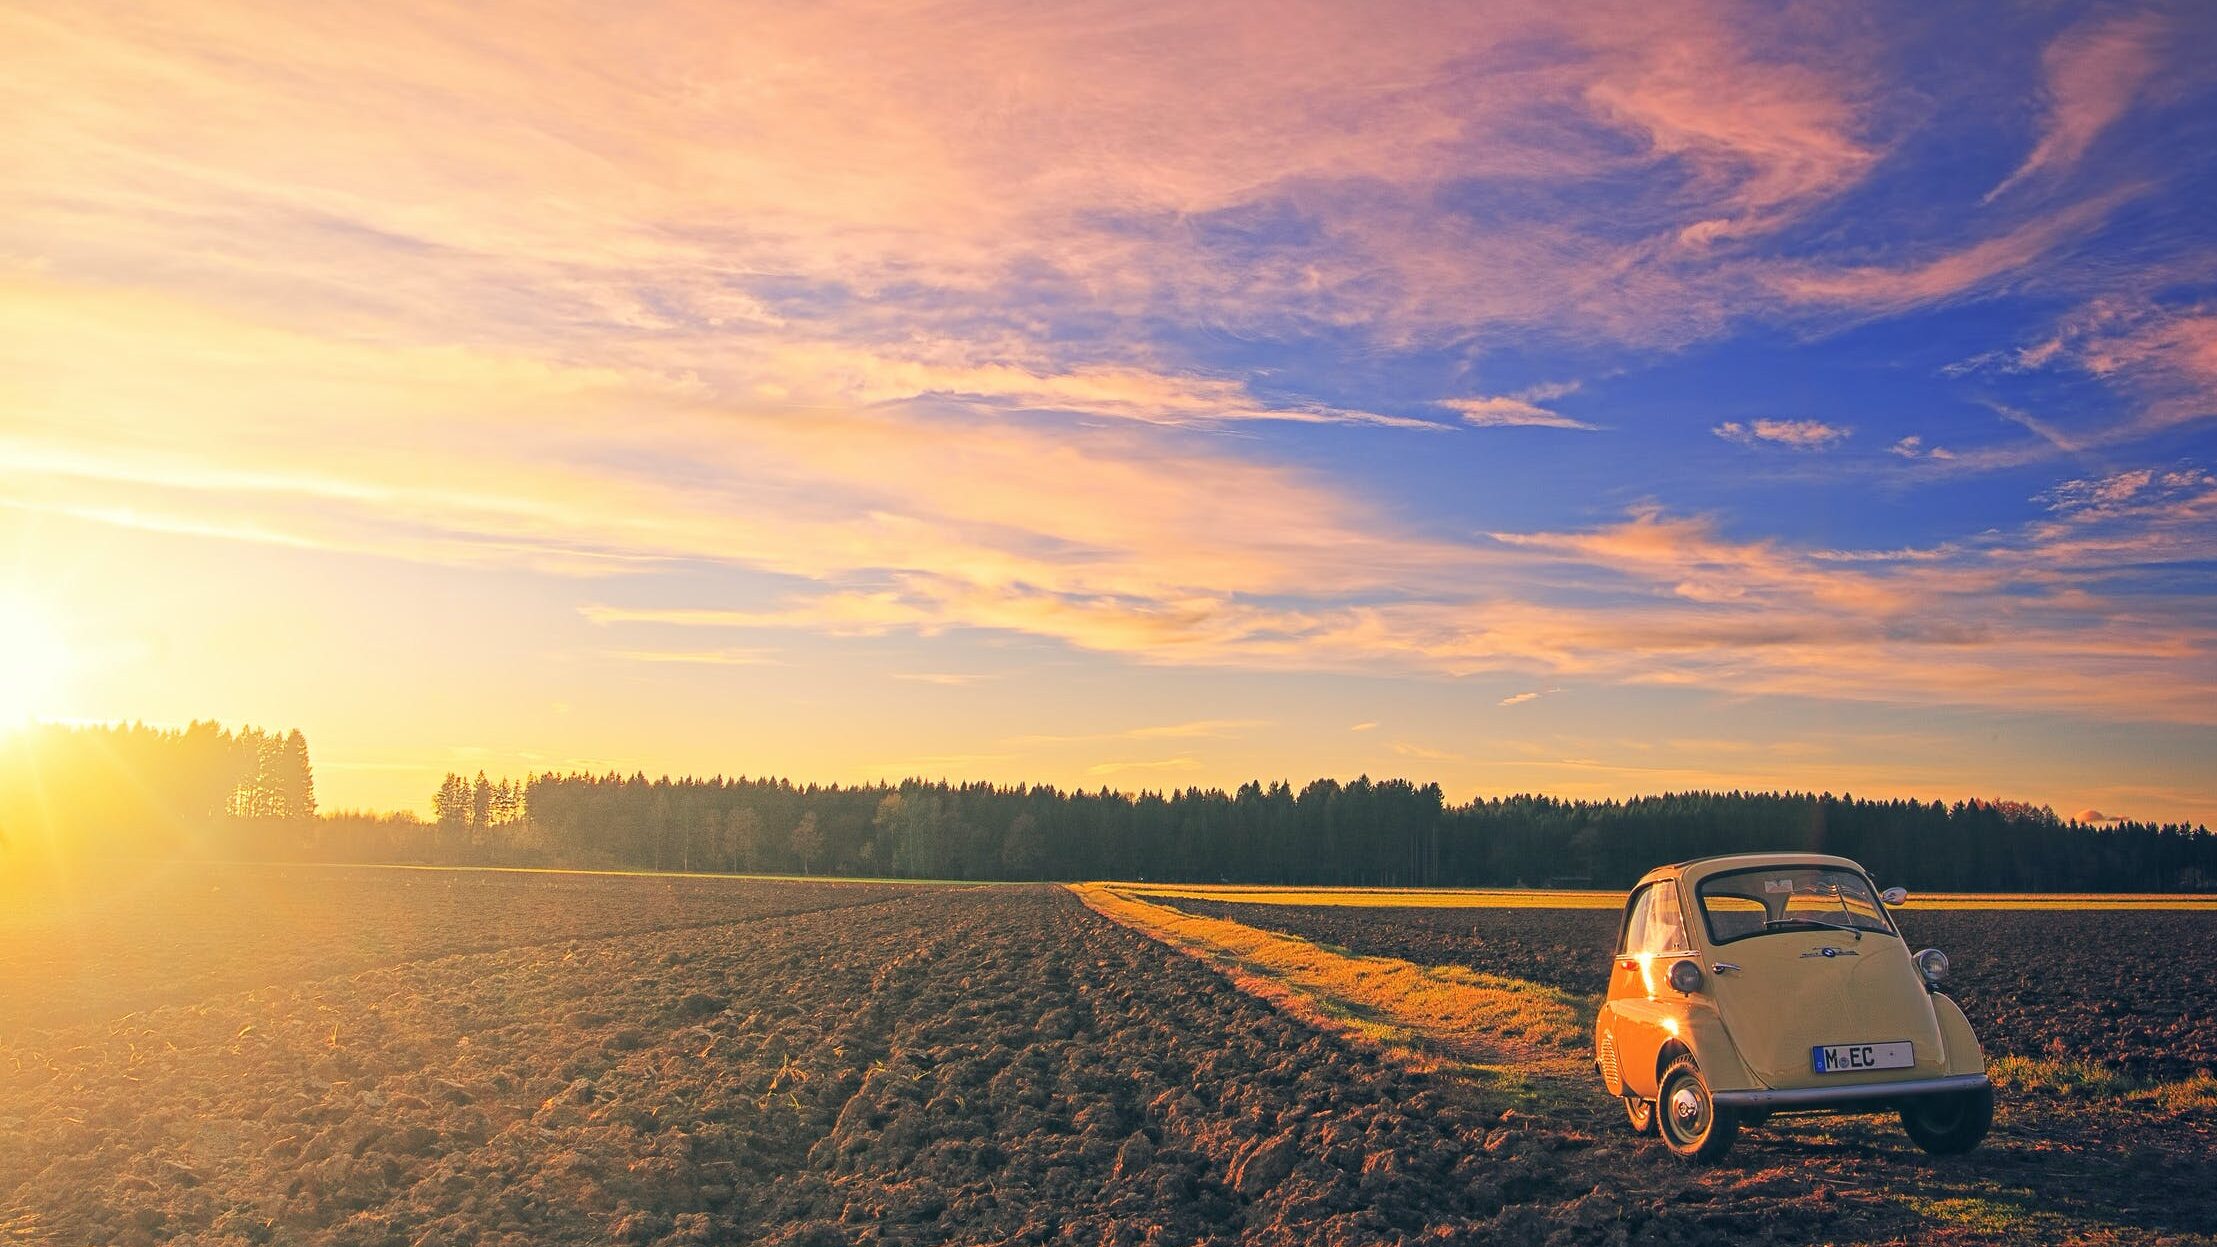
[2,868,2210,1245]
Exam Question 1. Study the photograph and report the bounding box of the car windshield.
[1695,866,1896,944]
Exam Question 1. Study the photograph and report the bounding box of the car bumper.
[1712,1072,1989,1110]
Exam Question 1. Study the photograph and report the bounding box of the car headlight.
[1914,947,1949,983]
[1667,958,1703,993]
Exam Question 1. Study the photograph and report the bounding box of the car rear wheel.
[1623,1094,1655,1135]
[1655,1057,1738,1162]
[1900,1084,1993,1155]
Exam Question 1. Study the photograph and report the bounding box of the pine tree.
[471,772,494,841]
[278,729,316,820]
[431,773,471,854]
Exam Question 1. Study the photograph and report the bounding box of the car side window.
[1620,882,1690,955]
[1618,884,1656,955]
[1647,884,1689,952]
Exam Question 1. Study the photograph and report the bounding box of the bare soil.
[1,870,2211,1245]
[0,863,929,1035]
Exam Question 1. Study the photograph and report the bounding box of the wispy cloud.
[1013,719,1269,746]
[1442,396,1598,431]
[1888,435,1956,461]
[1713,419,1850,449]
[890,672,990,686]
[2014,300,2217,435]
[1349,721,1379,733]
[1774,195,2124,311]
[1498,691,1544,707]
[1986,12,2167,202]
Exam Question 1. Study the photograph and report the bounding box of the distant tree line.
[0,721,315,858]
[403,771,2213,892]
[6,720,2211,891]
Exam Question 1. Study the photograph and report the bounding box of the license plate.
[1812,1041,1913,1073]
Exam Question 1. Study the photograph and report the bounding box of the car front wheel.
[1900,1084,1993,1155]
[1624,1094,1655,1135]
[1655,1057,1738,1162]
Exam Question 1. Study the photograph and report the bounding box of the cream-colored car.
[1593,852,1991,1161]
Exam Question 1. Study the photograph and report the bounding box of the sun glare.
[0,592,71,728]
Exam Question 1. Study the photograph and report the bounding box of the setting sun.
[0,591,69,727]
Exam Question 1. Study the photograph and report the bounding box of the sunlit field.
[1086,885,2217,1241]
[2,866,2211,1244]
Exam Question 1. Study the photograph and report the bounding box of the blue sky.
[1,0,2212,822]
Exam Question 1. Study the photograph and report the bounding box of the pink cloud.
[1714,419,1850,449]
[1889,435,1956,461]
[1443,396,1598,431]
[2011,299,2217,434]
[1582,8,1879,241]
[1987,12,2167,202]
[0,0,1899,356]
[1775,195,2122,310]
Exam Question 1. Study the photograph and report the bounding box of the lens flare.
[0,592,71,728]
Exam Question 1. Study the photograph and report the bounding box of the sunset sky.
[3,1,2214,823]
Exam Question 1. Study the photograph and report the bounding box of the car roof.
[1633,851,1869,890]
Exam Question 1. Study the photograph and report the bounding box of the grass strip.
[1070,882,1598,1112]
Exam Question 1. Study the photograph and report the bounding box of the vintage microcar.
[1593,852,1991,1161]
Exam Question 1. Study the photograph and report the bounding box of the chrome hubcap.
[1671,1086,1703,1122]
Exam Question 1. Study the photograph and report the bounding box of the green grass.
[1988,1054,2217,1115]
[1988,1053,2136,1098]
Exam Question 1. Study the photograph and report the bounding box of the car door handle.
[1711,962,1741,975]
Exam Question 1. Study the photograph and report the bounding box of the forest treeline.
[4,721,2212,890]
[415,770,2215,892]
[0,721,315,858]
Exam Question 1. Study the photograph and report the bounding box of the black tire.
[1900,1085,1993,1155]
[1655,1057,1738,1162]
[1624,1094,1655,1135]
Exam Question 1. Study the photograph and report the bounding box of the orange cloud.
[5,2,2209,749]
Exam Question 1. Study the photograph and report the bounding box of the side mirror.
[1880,886,1908,906]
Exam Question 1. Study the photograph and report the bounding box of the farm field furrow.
[0,880,1677,1247]
[5,871,2213,1246]
[1169,898,2217,1083]
[0,863,933,1036]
